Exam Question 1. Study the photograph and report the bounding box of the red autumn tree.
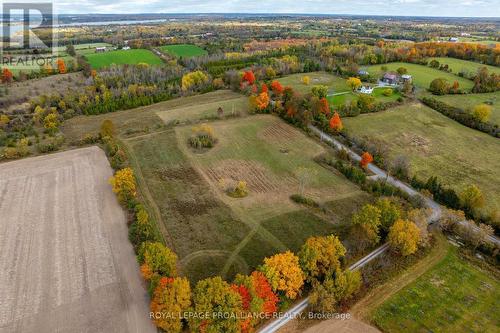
[231,284,251,310]
[1,68,14,83]
[270,80,284,94]
[251,271,278,314]
[242,70,256,85]
[261,83,268,93]
[360,152,373,169]
[56,58,66,74]
[329,112,343,131]
[320,98,330,114]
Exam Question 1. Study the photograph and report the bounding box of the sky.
[5,0,500,17]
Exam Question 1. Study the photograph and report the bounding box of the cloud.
[4,0,500,17]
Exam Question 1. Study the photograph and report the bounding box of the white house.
[358,86,374,94]
[122,46,131,50]
[95,47,106,53]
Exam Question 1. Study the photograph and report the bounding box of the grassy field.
[171,115,371,279]
[372,246,500,333]
[277,72,351,94]
[156,95,248,125]
[63,91,372,283]
[428,57,500,76]
[366,62,475,91]
[160,44,208,58]
[343,103,500,211]
[327,87,401,107]
[85,49,163,69]
[428,91,500,125]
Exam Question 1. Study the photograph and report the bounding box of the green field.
[327,87,401,107]
[372,246,500,332]
[366,62,475,91]
[160,44,208,58]
[156,95,248,125]
[277,72,351,94]
[129,111,371,282]
[428,57,500,76]
[343,103,500,211]
[429,91,500,125]
[85,49,163,69]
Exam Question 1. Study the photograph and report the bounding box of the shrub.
[188,124,217,149]
[290,194,319,207]
[429,78,449,95]
[382,88,393,96]
[138,241,178,278]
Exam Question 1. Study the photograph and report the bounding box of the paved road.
[258,125,499,333]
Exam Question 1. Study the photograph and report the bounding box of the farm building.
[401,74,412,83]
[95,46,106,53]
[382,73,399,85]
[358,69,369,76]
[358,86,374,94]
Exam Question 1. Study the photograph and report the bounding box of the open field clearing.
[327,87,401,107]
[428,57,500,76]
[366,62,475,91]
[428,91,500,125]
[343,103,500,211]
[372,246,500,332]
[277,72,351,94]
[125,114,370,282]
[84,49,163,69]
[0,147,154,333]
[156,95,248,124]
[62,90,243,142]
[159,44,208,58]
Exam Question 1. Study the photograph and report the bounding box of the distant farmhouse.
[95,46,107,53]
[449,37,459,42]
[358,69,369,76]
[358,86,374,94]
[381,72,412,86]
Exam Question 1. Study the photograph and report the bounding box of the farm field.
[277,72,351,94]
[156,95,248,125]
[84,49,163,69]
[429,91,500,125]
[372,246,500,333]
[327,87,401,107]
[428,57,500,76]
[343,103,500,211]
[0,147,154,333]
[62,90,244,142]
[125,113,371,283]
[366,62,475,91]
[160,44,208,58]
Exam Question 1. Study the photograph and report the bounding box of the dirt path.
[0,147,155,333]
[350,232,449,321]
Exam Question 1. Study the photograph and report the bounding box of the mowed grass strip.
[428,57,500,76]
[366,62,474,91]
[160,44,208,58]
[372,246,500,333]
[343,103,500,211]
[85,49,163,69]
[156,95,249,124]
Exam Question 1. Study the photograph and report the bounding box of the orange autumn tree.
[360,152,373,169]
[242,70,256,85]
[1,68,13,83]
[270,80,284,94]
[261,83,268,93]
[56,58,66,74]
[150,277,191,333]
[329,112,343,131]
[319,97,330,114]
[255,91,270,111]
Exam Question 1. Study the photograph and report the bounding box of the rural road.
[258,125,499,333]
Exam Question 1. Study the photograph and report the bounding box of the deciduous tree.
[242,70,256,85]
[138,241,178,278]
[347,77,362,91]
[351,204,382,246]
[57,58,66,74]
[190,276,243,333]
[460,184,485,214]
[1,68,13,83]
[388,219,421,256]
[360,152,373,169]
[109,167,137,204]
[471,104,492,123]
[299,235,346,282]
[150,277,191,333]
[329,112,343,131]
[259,251,304,300]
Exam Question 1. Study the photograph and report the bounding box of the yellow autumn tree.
[43,112,60,134]
[109,167,137,204]
[347,77,362,91]
[260,251,304,299]
[150,277,191,333]
[302,75,311,85]
[0,114,9,126]
[388,219,421,256]
[181,71,209,91]
[255,91,270,111]
[299,235,346,282]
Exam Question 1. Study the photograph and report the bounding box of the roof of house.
[401,74,412,79]
[383,73,398,80]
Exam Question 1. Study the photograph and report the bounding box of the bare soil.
[0,147,155,333]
